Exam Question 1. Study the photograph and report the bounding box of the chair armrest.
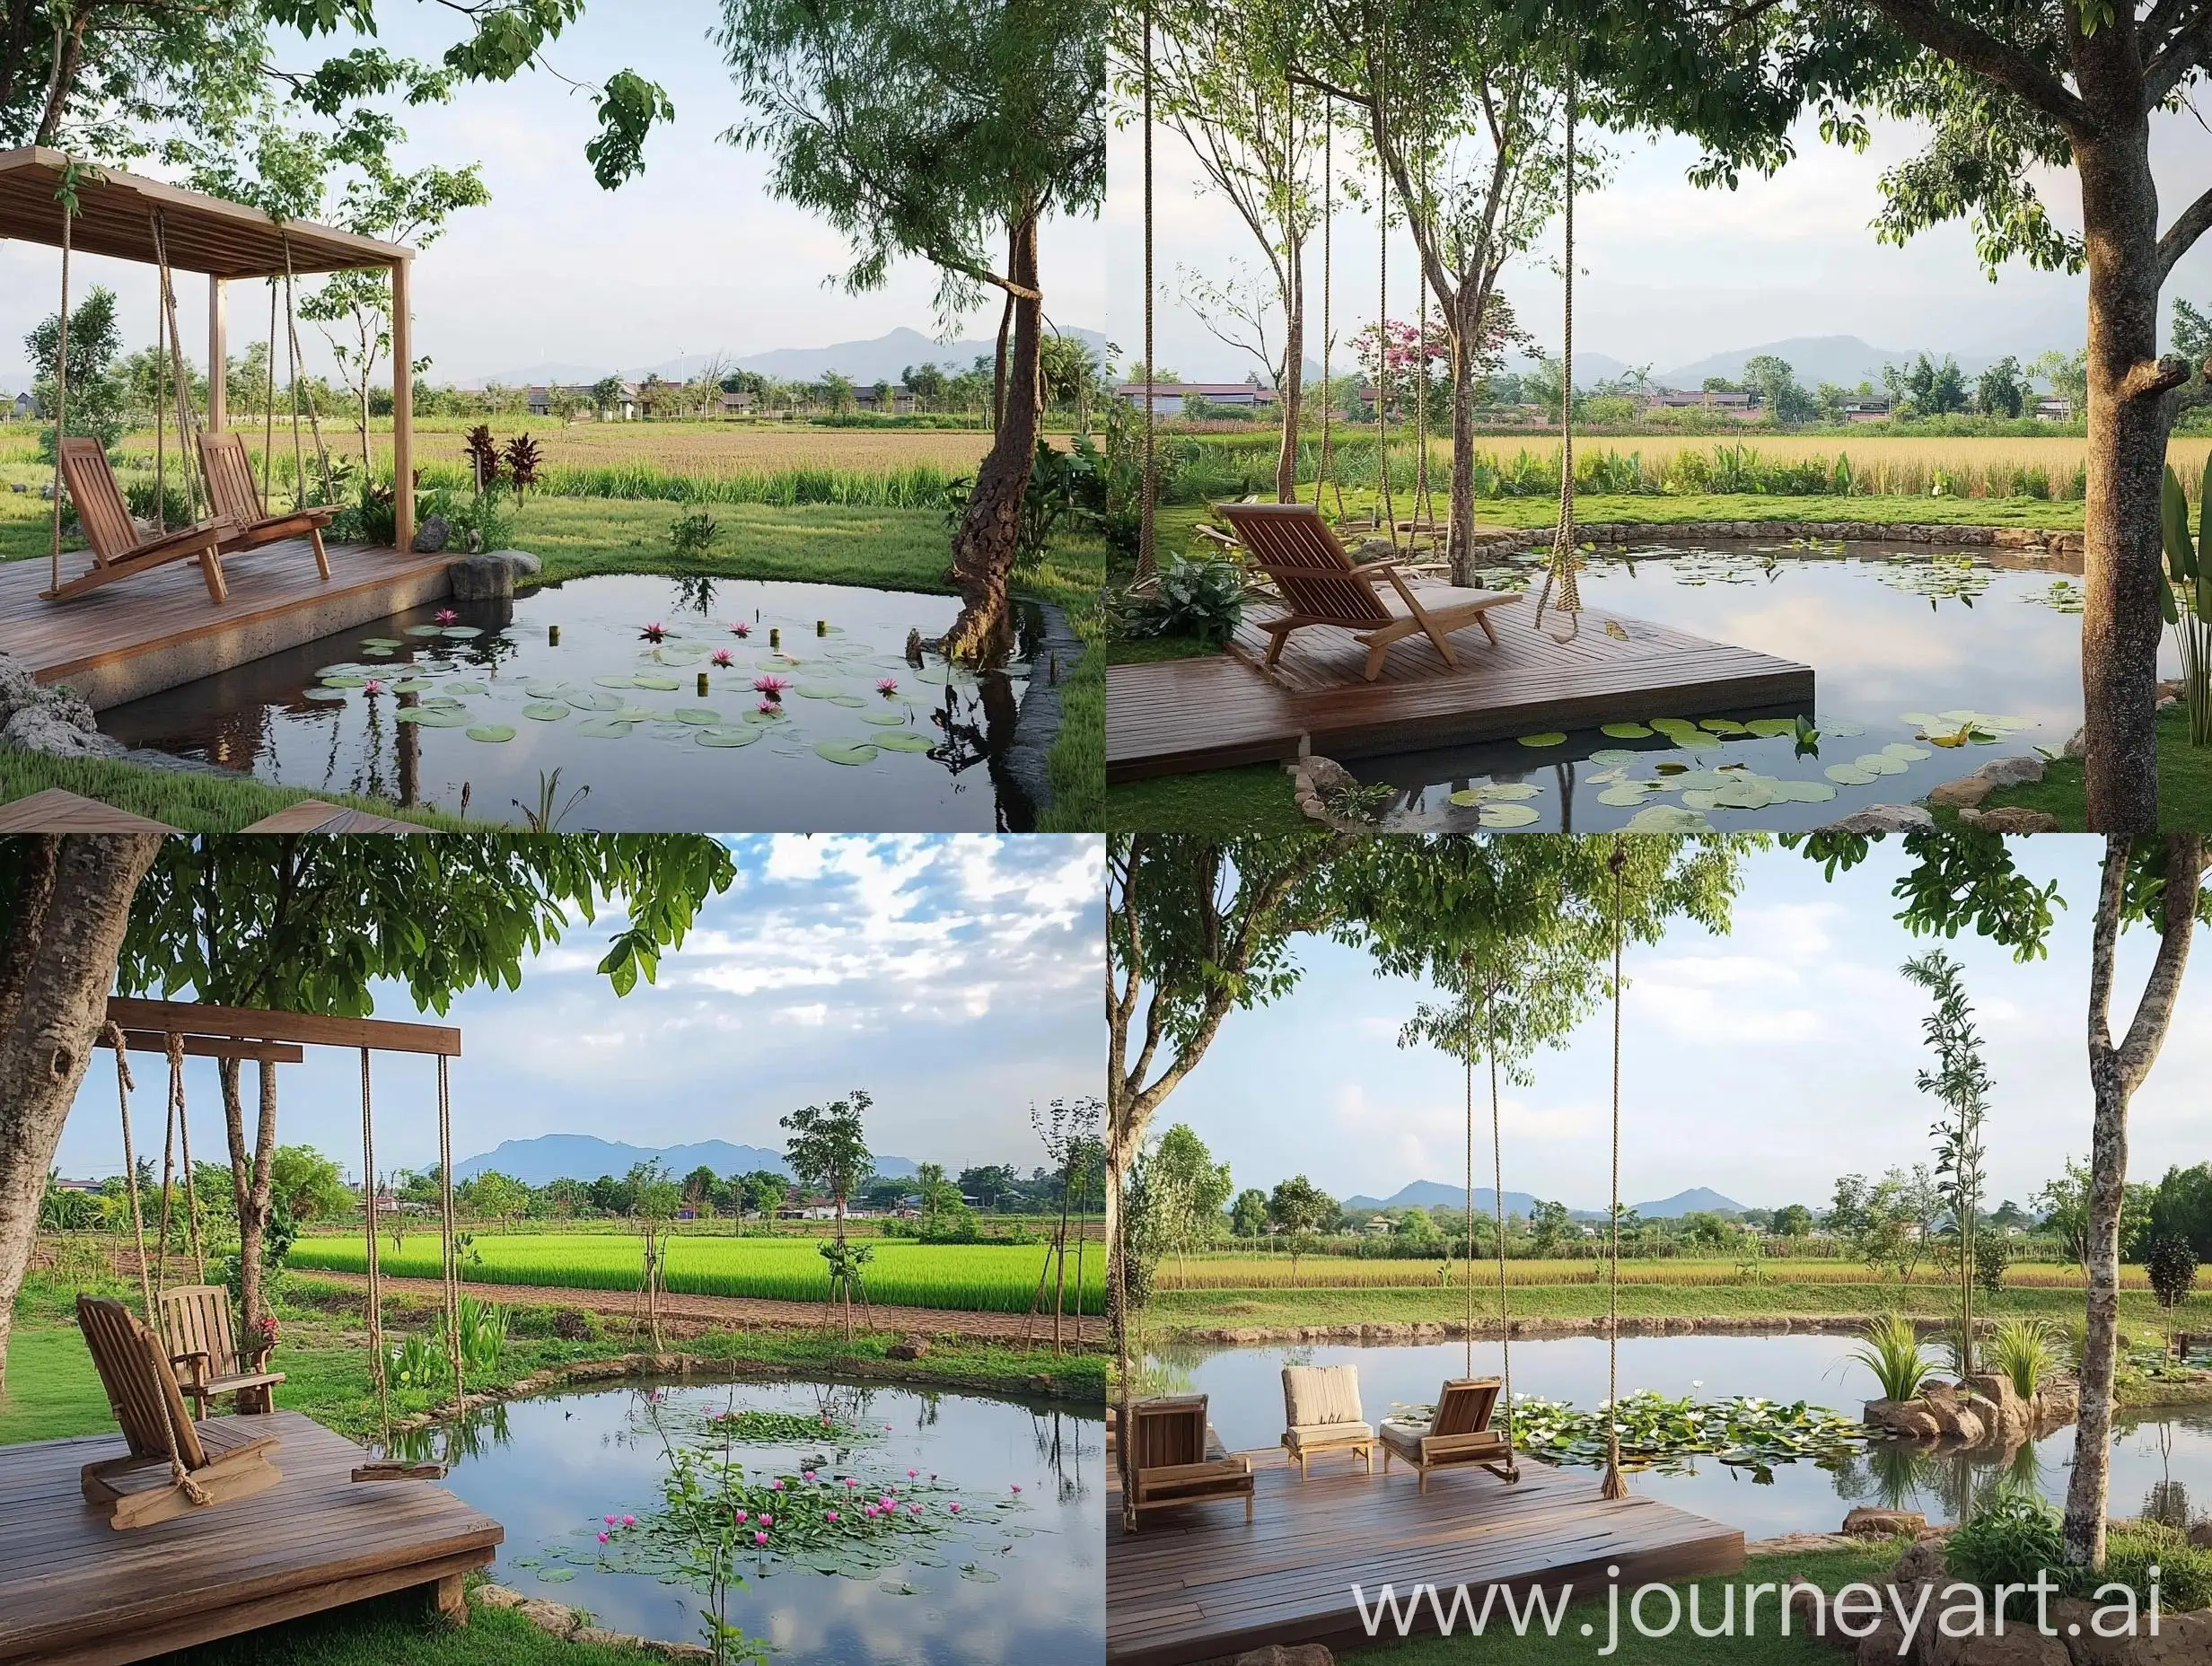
[171,1349,213,1389]
[136,519,236,557]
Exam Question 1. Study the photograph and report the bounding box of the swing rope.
[1372,26,1397,548]
[1534,56,1582,636]
[280,231,335,511]
[360,1047,391,1439]
[171,1034,206,1282]
[1137,0,1157,583]
[1600,838,1629,1501]
[49,178,72,597]
[150,211,209,523]
[264,278,280,507]
[437,1054,465,1423]
[1488,974,1519,1479]
[105,1022,209,1508]
[1315,102,1341,516]
[153,266,167,534]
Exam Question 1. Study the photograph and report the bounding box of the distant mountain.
[455,1134,917,1186]
[470,326,1109,391]
[1650,335,2009,390]
[1340,1179,1750,1218]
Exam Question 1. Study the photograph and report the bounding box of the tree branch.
[2143,7,2212,106]
[1861,0,2095,131]
[2158,181,2212,284]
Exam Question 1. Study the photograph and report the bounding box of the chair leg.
[1418,613,1459,668]
[1477,610,1500,646]
[309,525,331,580]
[1364,640,1390,681]
[198,547,229,604]
[1264,624,1294,668]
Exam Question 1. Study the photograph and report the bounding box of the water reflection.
[1157,1334,2208,1541]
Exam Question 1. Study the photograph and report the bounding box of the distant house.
[7,390,37,420]
[2034,397,2075,421]
[527,382,637,420]
[1117,379,1277,416]
[1639,386,1759,417]
[854,385,916,415]
[718,389,755,416]
[1840,394,1893,423]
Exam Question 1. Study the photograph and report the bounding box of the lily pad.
[794,683,845,699]
[1478,802,1542,828]
[523,703,570,721]
[1516,732,1567,748]
[592,674,636,689]
[1600,722,1654,739]
[671,707,722,725]
[1880,743,1931,762]
[1597,785,1655,806]
[815,740,880,765]
[395,707,470,727]
[1625,803,1710,832]
[404,624,445,636]
[446,681,490,697]
[1743,717,1798,737]
[466,724,515,743]
[360,644,396,658]
[957,1566,1001,1583]
[1589,748,1642,766]
[575,717,636,738]
[302,688,349,702]
[860,711,911,727]
[873,732,935,752]
[742,708,787,724]
[320,674,367,688]
[441,625,482,639]
[614,705,659,723]
[566,691,623,712]
[1824,762,1881,785]
[1699,717,1748,735]
[1768,779,1839,803]
[696,725,761,747]
[391,680,434,695]
[827,693,867,707]
[359,637,404,650]
[1855,752,1910,776]
[632,675,681,691]
[524,680,566,699]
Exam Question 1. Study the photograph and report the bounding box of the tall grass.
[290,1232,1104,1316]
[1986,1318,2060,1399]
[1842,1313,1938,1402]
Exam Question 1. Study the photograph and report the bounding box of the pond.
[98,574,1046,830]
[1356,539,2146,832]
[377,1376,1102,1665]
[1152,1333,2210,1542]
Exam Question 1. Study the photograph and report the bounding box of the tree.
[1118,0,1319,501]
[464,1169,531,1233]
[716,0,1101,659]
[1901,949,1994,1375]
[958,1163,1022,1210]
[2145,1235,2199,1358]
[268,1144,351,1224]
[1771,1204,1814,1240]
[1038,332,1106,433]
[1586,0,2212,829]
[1885,353,1970,417]
[1975,355,2027,418]
[0,836,734,1362]
[680,1164,719,1218]
[25,285,127,459]
[1268,1173,1334,1273]
[2031,347,2089,413]
[1528,1198,1571,1258]
[1301,0,1561,575]
[740,1169,788,1220]
[2146,1162,2212,1259]
[2175,299,2212,370]
[1742,354,1816,424]
[1147,1123,1234,1263]
[1230,1188,1270,1238]
[781,1091,874,1335]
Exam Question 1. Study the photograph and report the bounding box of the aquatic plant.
[876,677,899,696]
[729,621,752,638]
[640,622,670,643]
[751,675,789,700]
[1844,1312,1939,1403]
[712,649,735,668]
[1488,1390,1866,1482]
[1986,1317,2058,1399]
[435,608,459,626]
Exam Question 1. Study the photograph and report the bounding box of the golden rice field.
[1153,1255,2137,1291]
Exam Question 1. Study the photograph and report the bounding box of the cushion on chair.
[1283,1363,1365,1430]
[1375,583,1519,620]
[1284,1421,1376,1452]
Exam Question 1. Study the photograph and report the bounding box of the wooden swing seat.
[48,439,236,603]
[75,1295,283,1530]
[197,430,334,577]
[158,1285,285,1418]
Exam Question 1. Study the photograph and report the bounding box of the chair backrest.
[57,438,142,565]
[160,1284,241,1378]
[197,431,266,525]
[1283,1363,1365,1429]
[1130,1395,1209,1469]
[75,1295,207,1469]
[1219,502,1392,627]
[1433,1377,1503,1438]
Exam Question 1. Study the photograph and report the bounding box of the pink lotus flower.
[364,680,384,696]
[640,622,668,642]
[907,1469,918,1478]
[770,1479,784,1490]
[731,622,752,638]
[864,1505,879,1519]
[884,1424,894,1433]
[752,674,789,698]
[948,1504,961,1514]
[754,1530,768,1546]
[1011,1485,1022,1494]
[604,1514,617,1524]
[880,1496,895,1509]
[803,1470,817,1482]
[597,1530,610,1543]
[435,609,458,625]
[759,1514,772,1527]
[908,1503,922,1515]
[844,1477,858,1488]
[712,648,734,667]
[755,700,782,716]
[733,1510,748,1523]
[876,678,899,696]
[825,1510,838,1522]
[622,1514,635,1526]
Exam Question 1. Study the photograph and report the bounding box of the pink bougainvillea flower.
[730,622,752,638]
[876,678,899,696]
[711,648,734,667]
[639,622,669,642]
[434,609,458,625]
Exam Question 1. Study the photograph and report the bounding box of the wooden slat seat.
[197,431,334,579]
[1217,502,1521,680]
[75,1294,282,1530]
[158,1285,285,1417]
[1379,1375,1513,1492]
[50,437,237,603]
[1127,1395,1252,1528]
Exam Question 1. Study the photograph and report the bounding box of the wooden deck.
[0,787,178,832]
[1107,593,1814,783]
[0,1410,502,1666]
[0,539,456,710]
[1108,1447,1743,1666]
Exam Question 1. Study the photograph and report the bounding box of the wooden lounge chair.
[158,1284,285,1417]
[1217,501,1522,680]
[51,436,235,603]
[1127,1394,1253,1528]
[1379,1377,1512,1493]
[75,1295,282,1530]
[1279,1363,1374,1478]
[198,430,334,578]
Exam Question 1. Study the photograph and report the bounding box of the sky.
[1142,837,2209,1217]
[1106,93,2212,384]
[52,835,1103,1184]
[0,0,1105,390]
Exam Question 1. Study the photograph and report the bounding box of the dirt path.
[303,1269,1105,1348]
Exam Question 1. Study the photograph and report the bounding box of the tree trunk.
[991,281,1014,437]
[0,835,163,1392]
[945,212,1043,663]
[2076,128,2172,833]
[218,1057,281,1333]
[1446,285,1481,584]
[1275,253,1304,503]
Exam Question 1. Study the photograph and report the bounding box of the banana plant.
[2157,457,2212,747]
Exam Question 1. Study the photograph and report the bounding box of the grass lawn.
[1105,763,1307,834]
[165,1588,673,1665]
[1973,701,2212,831]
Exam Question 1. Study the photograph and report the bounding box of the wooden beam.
[100,1030,306,1065]
[391,257,413,556]
[103,996,461,1057]
[206,276,226,434]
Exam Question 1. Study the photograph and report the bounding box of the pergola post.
[391,255,414,553]
[206,276,226,434]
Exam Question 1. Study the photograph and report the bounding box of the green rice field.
[288,1232,1104,1315]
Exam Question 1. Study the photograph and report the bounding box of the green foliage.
[1986,1317,2058,1399]
[669,509,720,560]
[943,437,1095,572]
[780,1092,875,1214]
[2146,1234,2199,1316]
[1949,1498,2212,1611]
[1503,1390,1866,1482]
[2159,458,2212,745]
[2149,1162,2212,1259]
[1119,555,1246,644]
[1846,1312,1937,1402]
[1946,1495,2069,1596]
[26,285,128,458]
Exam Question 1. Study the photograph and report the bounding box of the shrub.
[1986,1317,2058,1399]
[2103,1521,2212,1612]
[1121,555,1246,644]
[1846,1312,1937,1401]
[669,508,719,559]
[1945,1495,2067,1597]
[1946,1499,2212,1612]
[552,1306,598,1342]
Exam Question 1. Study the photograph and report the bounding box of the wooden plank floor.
[0,1410,502,1666]
[0,539,450,688]
[1107,592,1814,783]
[1108,1448,1743,1666]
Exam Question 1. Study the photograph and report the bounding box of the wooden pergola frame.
[0,148,423,552]
[103,996,462,1058]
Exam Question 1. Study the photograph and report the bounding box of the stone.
[1820,804,1936,834]
[1929,754,2047,809]
[1233,1647,1336,1666]
[448,550,515,601]
[514,1598,581,1636]
[1962,808,2063,835]
[2034,1382,2081,1425]
[1864,1399,1943,1439]
[1852,1582,1925,1666]
[1924,1627,2070,1666]
[1919,1382,1987,1443]
[1890,1538,1950,1590]
[471,1583,526,1609]
[1846,1506,1930,1540]
[1962,1374,2034,1445]
[571,1627,645,1650]
[0,654,124,759]
[641,1644,716,1664]
[481,548,543,576]
[2063,726,2089,758]
[886,1335,929,1360]
[411,513,450,553]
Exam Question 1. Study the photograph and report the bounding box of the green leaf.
[465,724,516,742]
[815,740,880,765]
